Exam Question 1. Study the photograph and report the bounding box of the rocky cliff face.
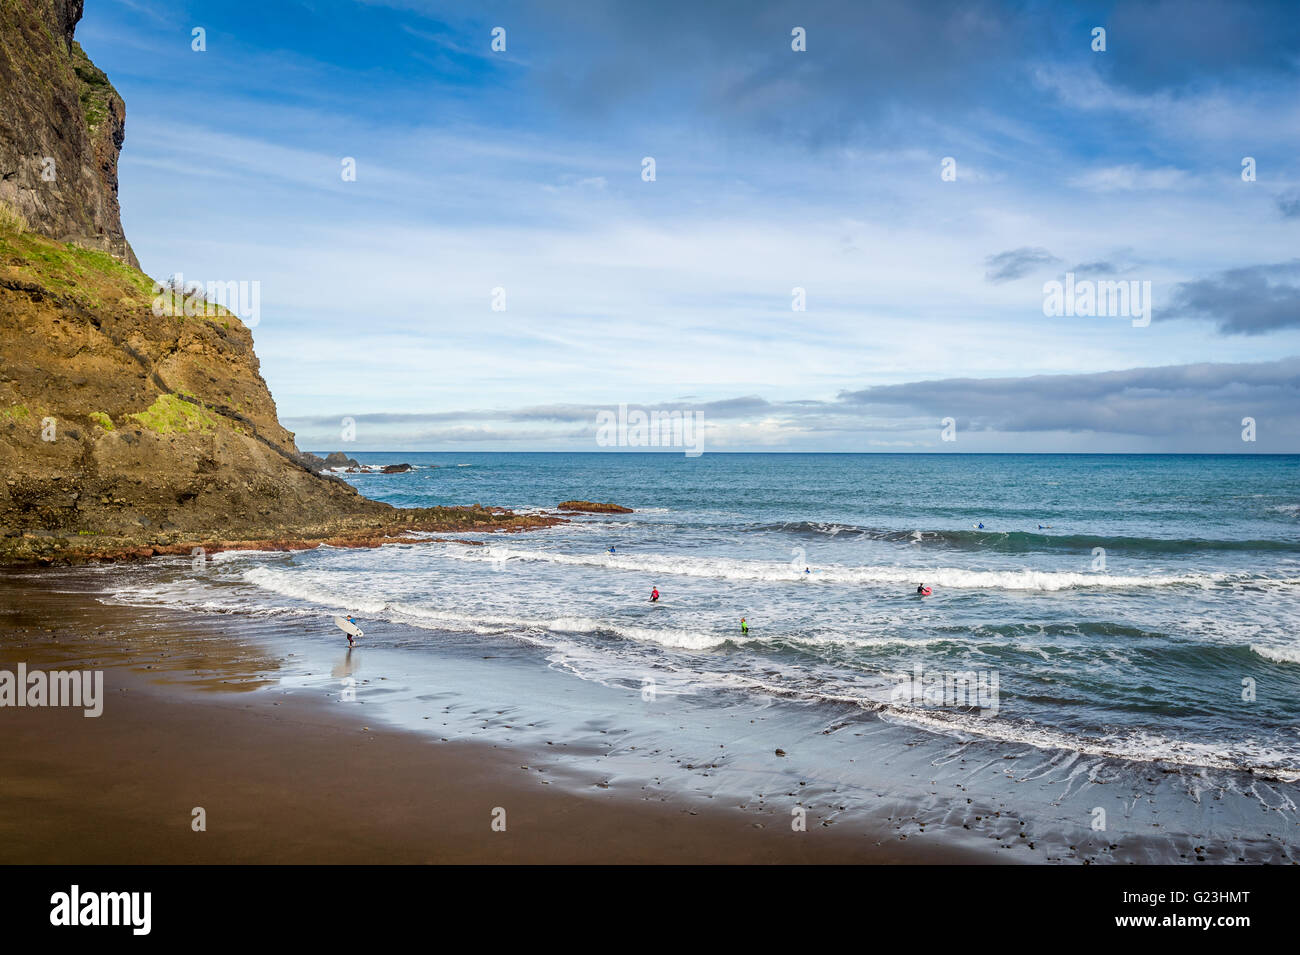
[0,1,557,563]
[0,225,401,561]
[0,0,137,266]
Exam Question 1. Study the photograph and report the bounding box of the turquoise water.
[112,453,1300,780]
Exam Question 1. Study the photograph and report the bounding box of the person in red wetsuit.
[650,587,660,602]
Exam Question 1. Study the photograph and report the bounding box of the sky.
[79,0,1300,452]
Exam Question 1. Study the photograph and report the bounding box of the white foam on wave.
[710,670,1300,781]
[238,566,736,650]
[542,616,726,650]
[100,577,316,619]
[1251,644,1300,665]
[207,548,286,563]
[239,567,980,654]
[460,544,1231,591]
[882,705,1300,781]
[553,519,636,532]
[242,566,391,615]
[100,564,752,652]
[100,562,1300,780]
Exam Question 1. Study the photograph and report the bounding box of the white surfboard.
[334,616,364,638]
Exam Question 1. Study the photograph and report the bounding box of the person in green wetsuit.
[740,617,749,634]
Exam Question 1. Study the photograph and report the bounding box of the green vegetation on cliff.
[0,219,154,309]
[129,394,217,434]
[0,201,28,233]
[0,217,234,323]
[70,42,113,132]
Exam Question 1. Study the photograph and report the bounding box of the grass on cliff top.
[0,202,28,233]
[129,394,218,435]
[0,216,152,308]
[0,204,239,325]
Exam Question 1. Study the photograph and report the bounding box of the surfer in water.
[650,587,659,603]
[608,546,616,554]
[740,617,749,634]
[916,584,931,596]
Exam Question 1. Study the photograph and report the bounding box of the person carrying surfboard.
[334,614,363,647]
[650,587,659,602]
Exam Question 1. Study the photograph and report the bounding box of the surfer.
[650,587,659,603]
[976,522,985,530]
[805,567,811,574]
[740,617,749,634]
[608,546,616,554]
[334,613,363,647]
[916,584,931,596]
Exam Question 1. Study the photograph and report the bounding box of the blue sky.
[81,0,1300,451]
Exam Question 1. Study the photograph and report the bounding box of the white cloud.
[1067,164,1193,193]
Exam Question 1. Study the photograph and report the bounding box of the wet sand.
[0,572,1001,864]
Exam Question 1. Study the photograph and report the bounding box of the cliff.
[0,0,137,266]
[0,2,559,563]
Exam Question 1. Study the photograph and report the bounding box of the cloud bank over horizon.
[281,356,1300,453]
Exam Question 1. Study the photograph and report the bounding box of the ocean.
[94,452,1300,859]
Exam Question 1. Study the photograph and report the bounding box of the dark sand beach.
[0,572,1001,864]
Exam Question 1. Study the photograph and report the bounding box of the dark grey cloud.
[471,0,1300,149]
[1276,191,1300,219]
[985,247,1059,283]
[837,358,1300,439]
[1166,260,1300,335]
[402,425,593,444]
[1099,0,1300,92]
[494,0,1055,148]
[1071,248,1141,275]
[286,396,779,430]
